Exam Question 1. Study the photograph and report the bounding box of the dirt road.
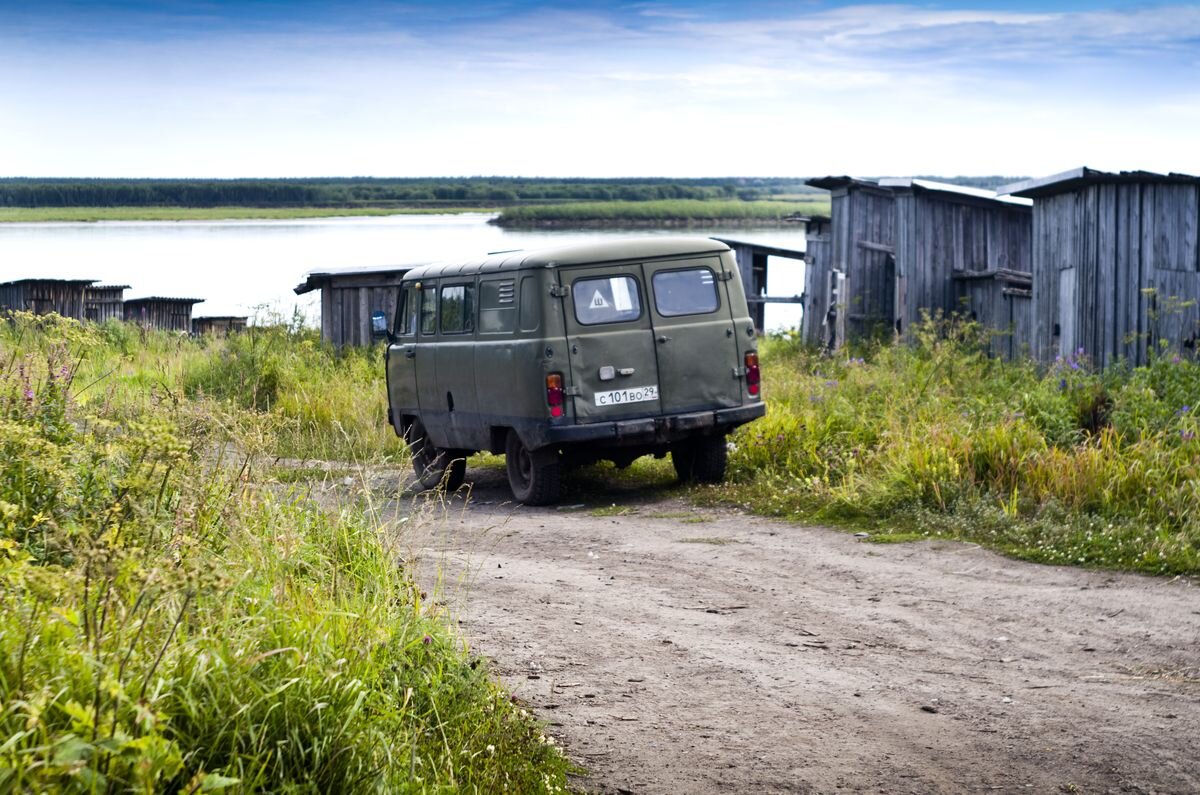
[383,467,1200,794]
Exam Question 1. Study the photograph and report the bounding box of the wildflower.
[824,380,838,388]
[422,635,432,645]
[1059,378,1067,391]
[1183,430,1196,442]
[487,745,495,755]
[1172,355,1182,365]
[22,388,33,402]
[1180,406,1192,415]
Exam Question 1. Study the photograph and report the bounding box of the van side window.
[652,268,720,317]
[439,284,475,334]
[479,278,517,334]
[420,286,437,335]
[572,275,642,325]
[519,276,540,332]
[394,285,418,337]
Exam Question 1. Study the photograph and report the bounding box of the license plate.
[594,385,659,407]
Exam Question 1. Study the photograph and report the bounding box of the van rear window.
[572,275,641,325]
[652,268,719,317]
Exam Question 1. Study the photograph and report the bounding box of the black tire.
[505,430,562,505]
[672,434,728,484]
[407,419,468,491]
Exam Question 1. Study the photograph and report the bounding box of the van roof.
[402,236,731,281]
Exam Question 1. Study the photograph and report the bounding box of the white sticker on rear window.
[572,275,642,325]
[611,277,633,312]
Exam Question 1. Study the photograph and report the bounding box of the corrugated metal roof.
[293,263,425,295]
[125,296,204,304]
[999,167,1200,199]
[880,178,1033,207]
[0,278,97,287]
[807,176,1030,207]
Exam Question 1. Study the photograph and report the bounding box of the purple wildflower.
[1182,430,1196,442]
[1172,356,1182,365]
[824,380,838,388]
[1059,378,1067,391]
[422,635,432,645]
[23,388,33,402]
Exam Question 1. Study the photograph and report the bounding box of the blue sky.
[1,1,1197,178]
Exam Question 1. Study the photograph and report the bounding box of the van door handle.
[657,335,671,344]
[405,348,416,359]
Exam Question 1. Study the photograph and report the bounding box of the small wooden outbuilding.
[1000,167,1200,367]
[84,284,129,323]
[124,297,203,332]
[804,177,1033,357]
[192,316,248,336]
[0,278,96,319]
[711,237,806,331]
[294,264,419,347]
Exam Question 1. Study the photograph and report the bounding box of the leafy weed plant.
[719,319,1200,575]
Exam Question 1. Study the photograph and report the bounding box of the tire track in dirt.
[383,468,1200,794]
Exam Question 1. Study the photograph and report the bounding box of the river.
[0,213,808,330]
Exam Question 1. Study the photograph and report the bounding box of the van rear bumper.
[531,402,766,449]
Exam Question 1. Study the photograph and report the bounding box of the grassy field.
[491,198,830,226]
[719,321,1200,575]
[0,206,501,223]
[0,314,571,792]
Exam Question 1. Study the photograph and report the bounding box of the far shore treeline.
[0,175,1022,209]
[0,176,821,208]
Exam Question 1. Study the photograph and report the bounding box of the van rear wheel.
[505,430,562,505]
[672,435,728,484]
[407,419,467,492]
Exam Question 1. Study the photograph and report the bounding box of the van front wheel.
[672,435,728,484]
[407,419,467,492]
[505,430,562,505]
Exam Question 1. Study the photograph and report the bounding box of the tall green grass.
[0,314,571,791]
[722,319,1200,575]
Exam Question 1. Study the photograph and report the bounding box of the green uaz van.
[385,237,765,504]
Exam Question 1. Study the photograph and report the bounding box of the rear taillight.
[744,351,761,396]
[546,373,565,418]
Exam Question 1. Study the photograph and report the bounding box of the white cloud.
[1,2,1198,177]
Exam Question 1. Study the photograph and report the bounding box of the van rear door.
[643,256,743,413]
[560,265,662,422]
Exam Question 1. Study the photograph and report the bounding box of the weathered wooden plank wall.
[822,186,896,340]
[85,287,126,322]
[1031,180,1200,368]
[0,282,91,319]
[124,300,198,332]
[328,284,402,347]
[803,220,832,345]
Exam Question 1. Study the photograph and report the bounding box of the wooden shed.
[84,284,128,323]
[124,297,203,332]
[711,237,806,332]
[294,264,419,347]
[804,177,1033,356]
[1001,167,1200,368]
[0,278,96,319]
[192,316,248,336]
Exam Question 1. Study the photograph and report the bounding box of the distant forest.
[0,175,1023,208]
[0,177,820,208]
